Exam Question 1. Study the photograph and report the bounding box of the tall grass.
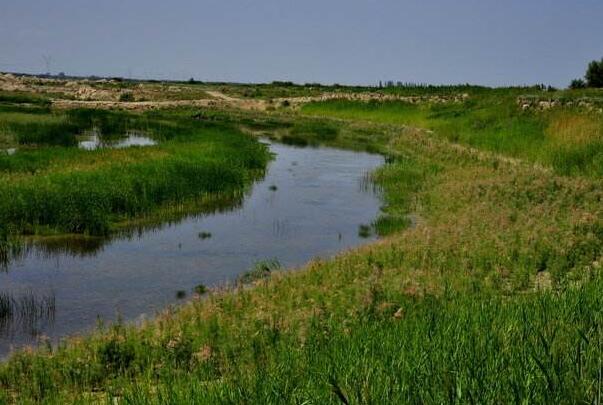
[302,90,603,177]
[14,121,80,146]
[0,108,179,147]
[0,91,51,107]
[191,276,602,404]
[0,108,270,240]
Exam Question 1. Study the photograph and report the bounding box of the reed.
[0,290,55,336]
[0,109,271,240]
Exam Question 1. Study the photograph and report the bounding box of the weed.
[238,259,281,284]
[193,284,207,295]
[358,224,372,238]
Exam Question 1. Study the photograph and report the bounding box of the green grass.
[0,107,270,249]
[302,88,603,176]
[238,259,282,284]
[279,120,340,146]
[371,154,430,236]
[0,108,183,148]
[0,87,602,403]
[0,91,51,107]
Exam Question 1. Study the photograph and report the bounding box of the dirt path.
[52,99,216,111]
[52,91,268,111]
[205,91,239,101]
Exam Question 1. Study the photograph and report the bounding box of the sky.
[1,0,602,87]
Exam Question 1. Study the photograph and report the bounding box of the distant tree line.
[570,57,603,89]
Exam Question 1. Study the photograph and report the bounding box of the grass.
[0,91,51,107]
[0,106,271,261]
[237,259,282,284]
[0,85,602,403]
[193,284,208,295]
[357,224,372,238]
[302,88,603,176]
[280,120,340,147]
[1,108,182,148]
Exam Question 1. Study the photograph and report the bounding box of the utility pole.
[42,55,52,75]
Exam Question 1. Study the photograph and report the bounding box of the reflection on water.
[1,192,248,271]
[78,130,157,150]
[0,132,156,156]
[359,170,382,194]
[0,141,384,357]
[0,290,55,339]
[18,193,248,261]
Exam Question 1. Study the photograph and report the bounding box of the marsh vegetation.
[0,100,271,253]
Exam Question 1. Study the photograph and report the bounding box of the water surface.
[78,130,157,150]
[0,141,383,356]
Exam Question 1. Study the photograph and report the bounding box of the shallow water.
[78,131,157,150]
[1,132,155,155]
[0,141,384,357]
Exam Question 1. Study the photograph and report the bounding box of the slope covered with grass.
[302,88,603,177]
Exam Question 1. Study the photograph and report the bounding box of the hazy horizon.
[2,0,602,87]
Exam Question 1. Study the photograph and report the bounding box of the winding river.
[0,140,384,357]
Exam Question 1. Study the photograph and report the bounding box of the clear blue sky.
[1,0,602,87]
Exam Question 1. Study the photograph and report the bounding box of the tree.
[569,78,586,89]
[585,58,603,88]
